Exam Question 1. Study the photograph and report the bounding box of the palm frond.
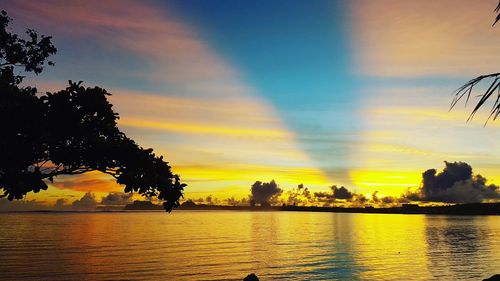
[451,1,500,124]
[494,0,500,26]
[451,73,500,124]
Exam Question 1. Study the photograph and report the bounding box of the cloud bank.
[101,192,133,206]
[405,161,500,203]
[2,0,329,198]
[191,162,499,207]
[71,192,98,210]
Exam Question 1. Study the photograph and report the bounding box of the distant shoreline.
[176,202,500,216]
[3,202,498,216]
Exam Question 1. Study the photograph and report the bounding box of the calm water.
[0,211,498,281]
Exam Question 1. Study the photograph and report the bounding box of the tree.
[0,10,185,212]
[451,1,500,123]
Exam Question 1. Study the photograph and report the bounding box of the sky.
[3,0,500,206]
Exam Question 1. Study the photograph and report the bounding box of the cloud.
[0,198,49,212]
[349,0,500,77]
[2,0,330,198]
[314,185,353,201]
[331,185,354,200]
[119,117,288,138]
[50,172,121,193]
[3,0,231,83]
[350,85,500,194]
[54,198,67,209]
[251,180,283,206]
[108,90,283,132]
[311,183,409,207]
[101,192,133,206]
[71,192,97,210]
[405,161,500,203]
[186,163,499,207]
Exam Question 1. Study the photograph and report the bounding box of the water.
[0,211,498,281]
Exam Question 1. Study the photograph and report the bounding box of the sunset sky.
[3,0,500,205]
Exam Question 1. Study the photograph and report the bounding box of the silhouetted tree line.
[0,10,184,211]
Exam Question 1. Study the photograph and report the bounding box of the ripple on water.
[0,212,498,281]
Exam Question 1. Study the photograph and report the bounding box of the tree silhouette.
[451,1,500,123]
[0,10,185,212]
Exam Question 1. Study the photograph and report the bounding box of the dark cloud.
[371,191,402,206]
[71,192,98,210]
[313,185,405,207]
[101,192,133,206]
[54,198,67,209]
[313,191,335,201]
[381,195,398,205]
[251,180,283,206]
[406,161,500,203]
[332,185,353,200]
[191,161,500,209]
[0,198,48,211]
[313,185,353,204]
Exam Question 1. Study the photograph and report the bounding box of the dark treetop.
[0,10,185,212]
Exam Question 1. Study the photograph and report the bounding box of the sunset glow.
[3,0,500,207]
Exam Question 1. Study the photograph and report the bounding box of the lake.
[0,211,498,280]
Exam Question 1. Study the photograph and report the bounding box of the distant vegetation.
[0,10,185,212]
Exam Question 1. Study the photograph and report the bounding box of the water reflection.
[424,216,498,280]
[249,212,278,278]
[351,214,433,280]
[0,212,498,280]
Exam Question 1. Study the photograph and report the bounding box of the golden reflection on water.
[351,214,432,280]
[0,211,498,280]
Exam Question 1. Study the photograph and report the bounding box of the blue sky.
[162,0,360,184]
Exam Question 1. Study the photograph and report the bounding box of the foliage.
[0,10,185,211]
[0,10,56,85]
[451,2,500,123]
